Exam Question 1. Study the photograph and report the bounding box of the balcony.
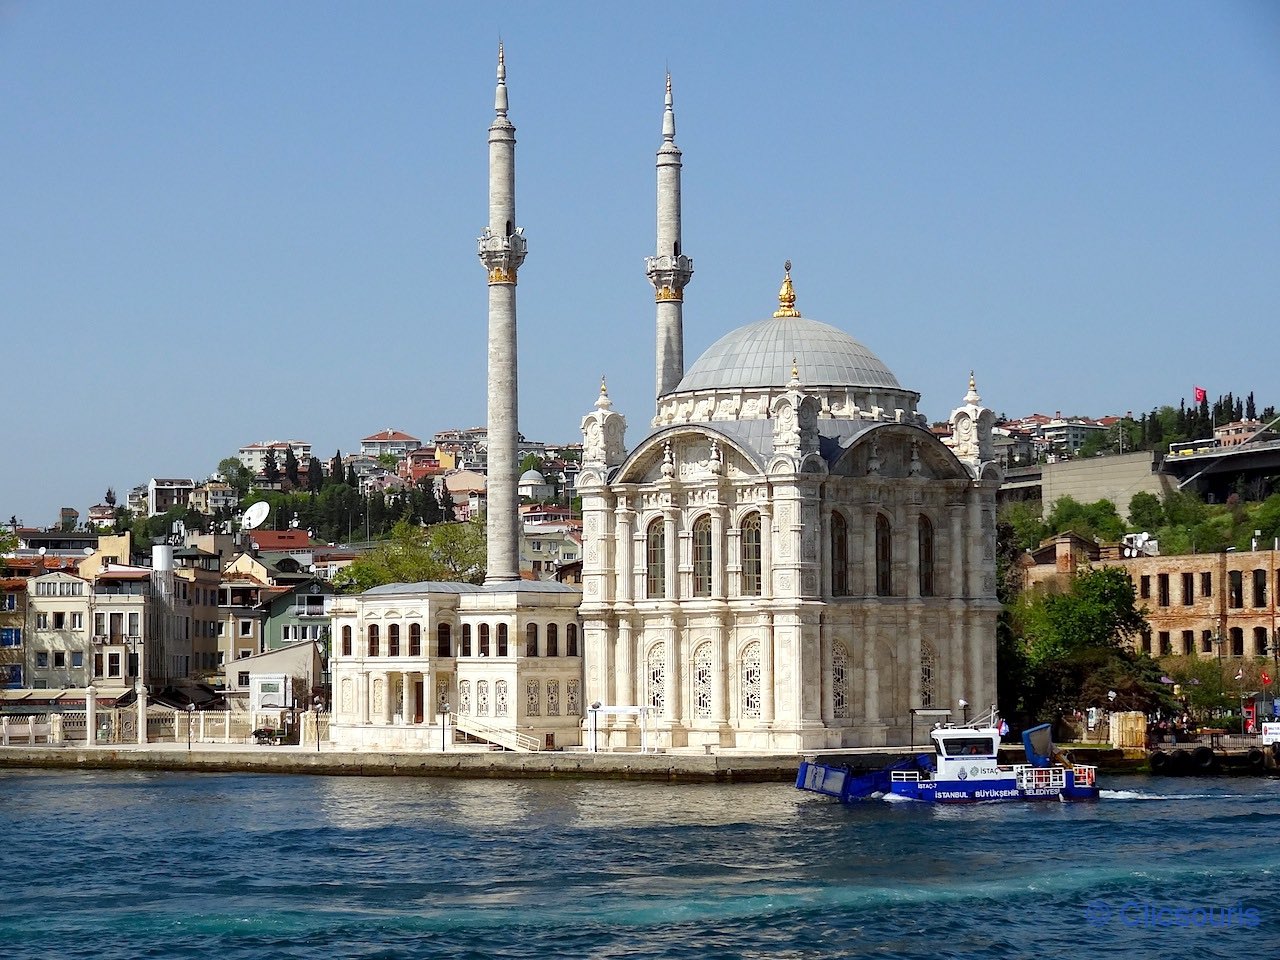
[293,605,328,619]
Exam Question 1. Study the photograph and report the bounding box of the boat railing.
[890,770,921,783]
[1014,765,1066,790]
[1071,765,1097,787]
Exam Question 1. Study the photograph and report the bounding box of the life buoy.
[1193,745,1217,773]
[1149,750,1169,773]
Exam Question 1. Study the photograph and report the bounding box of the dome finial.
[596,375,613,410]
[966,370,981,405]
[789,356,801,388]
[774,260,800,318]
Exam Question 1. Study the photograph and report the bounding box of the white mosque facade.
[328,51,1001,753]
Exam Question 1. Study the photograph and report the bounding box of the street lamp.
[440,701,450,752]
[185,702,195,751]
[589,701,602,753]
[958,698,969,724]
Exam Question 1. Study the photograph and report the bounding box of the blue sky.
[3,2,1278,527]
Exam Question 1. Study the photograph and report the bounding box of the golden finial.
[600,375,608,397]
[774,259,800,318]
[791,357,800,380]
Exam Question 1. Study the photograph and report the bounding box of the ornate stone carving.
[477,227,527,284]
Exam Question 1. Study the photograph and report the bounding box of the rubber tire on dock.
[1272,742,1280,763]
[1192,745,1218,774]
[1149,750,1169,774]
[1170,750,1191,776]
[1247,748,1265,770]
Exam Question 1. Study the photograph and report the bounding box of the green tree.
[1127,492,1164,532]
[1000,499,1047,551]
[519,453,543,474]
[104,487,117,508]
[307,457,324,493]
[218,457,254,499]
[377,453,400,470]
[334,519,486,591]
[263,449,281,482]
[1043,496,1125,543]
[328,450,344,487]
[284,447,301,487]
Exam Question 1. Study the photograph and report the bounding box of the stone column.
[85,684,97,748]
[907,605,922,709]
[862,608,879,723]
[949,504,965,598]
[761,613,775,723]
[135,679,146,745]
[710,506,726,600]
[664,510,679,601]
[905,504,920,600]
[381,671,393,724]
[760,503,774,600]
[616,506,633,603]
[820,617,833,722]
[820,502,833,597]
[863,501,878,596]
[401,671,413,724]
[617,617,634,708]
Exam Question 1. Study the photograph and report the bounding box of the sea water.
[0,770,1275,959]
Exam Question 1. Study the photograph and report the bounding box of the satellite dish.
[84,547,95,556]
[38,546,47,556]
[242,501,270,530]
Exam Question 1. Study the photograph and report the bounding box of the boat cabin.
[931,726,1003,780]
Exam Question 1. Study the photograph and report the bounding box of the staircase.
[452,714,541,752]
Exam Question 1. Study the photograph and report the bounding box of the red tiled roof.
[248,530,314,550]
[362,428,420,443]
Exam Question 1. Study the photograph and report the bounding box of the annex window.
[741,512,762,597]
[833,642,851,719]
[497,623,508,657]
[1253,569,1267,608]
[1253,627,1269,656]
[565,623,578,657]
[1157,574,1169,607]
[1181,630,1194,655]
[341,625,352,657]
[1158,631,1171,655]
[875,514,892,597]
[1229,571,1243,608]
[479,623,491,657]
[830,511,848,597]
[1139,576,1151,600]
[693,642,713,719]
[409,623,421,657]
[740,641,762,719]
[1230,627,1244,657]
[437,623,451,657]
[1201,572,1212,598]
[646,519,665,599]
[546,623,559,658]
[525,622,538,657]
[692,515,713,597]
[920,640,937,709]
[918,515,935,597]
[1201,630,1213,654]
[646,643,666,714]
[367,624,379,657]
[460,624,472,657]
[1182,572,1194,606]
[388,624,400,657]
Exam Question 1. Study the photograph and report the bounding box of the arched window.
[436,623,451,657]
[646,643,666,713]
[409,622,421,657]
[832,643,850,718]
[341,625,352,657]
[388,624,400,657]
[525,679,540,716]
[646,519,666,599]
[741,641,762,719]
[693,642,713,719]
[918,515,935,597]
[367,624,379,657]
[497,623,509,657]
[692,515,713,597]
[920,640,937,709]
[830,511,848,597]
[479,623,491,657]
[546,623,559,657]
[461,623,472,657]
[875,514,892,597]
[525,622,538,657]
[477,680,489,716]
[740,512,762,597]
[566,623,578,657]
[495,680,509,717]
[459,680,471,715]
[547,680,561,716]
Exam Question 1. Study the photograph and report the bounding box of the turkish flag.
[1194,386,1207,404]
[1263,671,1273,686]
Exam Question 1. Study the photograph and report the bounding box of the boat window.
[940,736,995,757]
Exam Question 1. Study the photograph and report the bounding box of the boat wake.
[1100,789,1248,801]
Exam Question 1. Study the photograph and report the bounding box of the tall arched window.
[646,643,666,713]
[479,623,491,657]
[497,623,509,657]
[831,511,849,597]
[646,519,666,599]
[566,623,578,657]
[388,624,400,657]
[367,624,379,657]
[832,642,850,718]
[409,622,421,657]
[918,515,935,597]
[741,641,762,719]
[525,622,538,657]
[341,625,352,657]
[461,623,472,657]
[875,514,892,597]
[741,512,762,597]
[920,640,937,709]
[546,623,559,657]
[692,515,713,597]
[693,642,713,719]
[436,623,451,657]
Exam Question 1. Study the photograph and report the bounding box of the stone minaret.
[646,75,694,406]
[477,43,526,584]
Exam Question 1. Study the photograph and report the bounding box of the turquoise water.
[1,769,1275,958]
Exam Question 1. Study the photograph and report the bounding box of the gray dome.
[673,316,901,394]
[519,469,546,483]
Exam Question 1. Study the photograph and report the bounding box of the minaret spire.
[647,73,694,409]
[477,44,526,583]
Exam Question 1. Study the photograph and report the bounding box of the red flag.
[1194,385,1207,404]
[1263,671,1273,686]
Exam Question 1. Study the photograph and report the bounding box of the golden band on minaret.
[488,267,518,285]
[655,285,683,302]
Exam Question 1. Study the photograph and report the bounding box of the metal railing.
[453,713,541,752]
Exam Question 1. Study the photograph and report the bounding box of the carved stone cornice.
[478,229,528,285]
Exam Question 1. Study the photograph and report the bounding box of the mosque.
[328,50,1000,753]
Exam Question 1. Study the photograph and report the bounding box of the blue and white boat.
[796,712,1100,804]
